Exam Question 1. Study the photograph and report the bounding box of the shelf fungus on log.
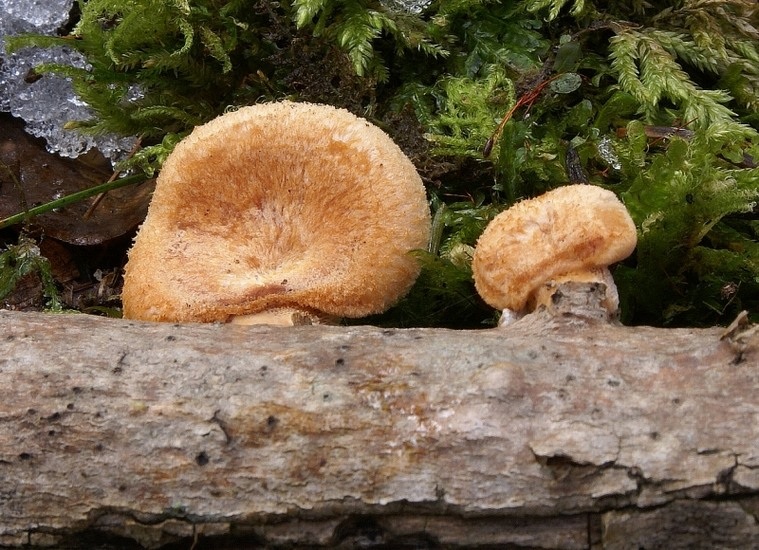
[122,101,431,325]
[472,184,637,325]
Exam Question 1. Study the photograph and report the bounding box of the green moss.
[0,236,62,311]
[615,122,759,325]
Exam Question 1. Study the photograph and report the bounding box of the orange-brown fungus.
[122,101,430,323]
[472,184,637,315]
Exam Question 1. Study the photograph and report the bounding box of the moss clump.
[0,236,62,311]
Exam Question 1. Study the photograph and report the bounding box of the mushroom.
[472,184,637,324]
[122,101,430,324]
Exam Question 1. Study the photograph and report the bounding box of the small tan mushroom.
[472,184,637,323]
[122,101,430,324]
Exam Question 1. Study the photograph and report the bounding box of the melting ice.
[381,0,432,14]
[0,0,136,161]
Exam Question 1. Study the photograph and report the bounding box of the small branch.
[83,138,143,219]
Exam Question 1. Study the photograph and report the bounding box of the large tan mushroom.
[122,101,430,324]
[472,184,637,324]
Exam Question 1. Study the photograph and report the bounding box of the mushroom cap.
[122,101,430,322]
[472,184,637,312]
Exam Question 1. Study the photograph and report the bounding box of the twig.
[83,138,143,219]
[483,74,564,158]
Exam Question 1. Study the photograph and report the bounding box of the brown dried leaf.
[0,113,153,245]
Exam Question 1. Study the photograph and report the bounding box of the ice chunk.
[381,0,432,14]
[0,0,137,162]
[597,136,622,171]
[0,0,72,35]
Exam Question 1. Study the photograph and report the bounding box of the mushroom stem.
[529,267,620,314]
[228,308,333,326]
[497,308,522,327]
[496,267,619,327]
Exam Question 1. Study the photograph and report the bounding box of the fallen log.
[0,291,758,548]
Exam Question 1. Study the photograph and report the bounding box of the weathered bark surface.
[0,306,758,549]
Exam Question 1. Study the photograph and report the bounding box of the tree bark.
[0,303,757,549]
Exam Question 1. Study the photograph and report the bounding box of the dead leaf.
[0,113,153,245]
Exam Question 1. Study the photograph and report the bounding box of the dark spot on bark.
[335,358,345,367]
[266,415,279,430]
[18,453,31,461]
[67,403,74,410]
[195,452,209,466]
[48,430,57,437]
[717,465,735,486]
[112,366,122,375]
[607,378,620,387]
[698,448,720,455]
[259,365,268,376]
[47,412,61,421]
[27,408,36,415]
[323,393,331,401]
[118,484,127,492]
[544,455,568,467]
[72,386,82,394]
[94,443,104,452]
[212,411,233,445]
[649,431,659,440]
[672,397,682,406]
[166,335,176,341]
[382,329,396,336]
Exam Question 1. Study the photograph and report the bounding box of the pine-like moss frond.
[526,0,587,20]
[294,0,452,81]
[610,29,745,129]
